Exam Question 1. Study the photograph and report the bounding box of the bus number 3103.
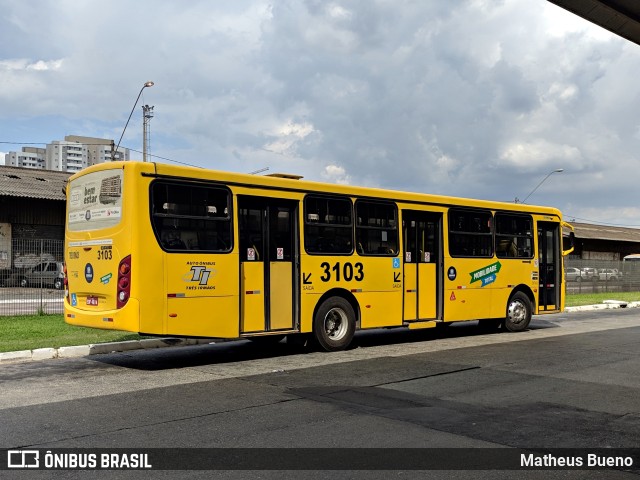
[319,262,364,282]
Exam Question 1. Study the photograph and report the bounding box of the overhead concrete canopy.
[549,0,640,46]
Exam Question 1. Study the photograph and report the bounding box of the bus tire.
[313,297,356,352]
[504,292,531,332]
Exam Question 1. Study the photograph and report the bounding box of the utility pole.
[114,81,154,160]
[142,104,154,162]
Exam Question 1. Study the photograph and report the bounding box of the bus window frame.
[149,179,234,254]
[494,212,534,260]
[355,199,399,257]
[303,194,354,256]
[448,208,494,259]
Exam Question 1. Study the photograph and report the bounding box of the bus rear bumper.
[64,298,141,333]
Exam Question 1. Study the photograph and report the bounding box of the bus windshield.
[67,169,124,232]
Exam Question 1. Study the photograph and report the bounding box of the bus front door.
[538,221,561,311]
[402,211,442,322]
[238,197,299,334]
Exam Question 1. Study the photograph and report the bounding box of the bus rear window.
[67,170,124,232]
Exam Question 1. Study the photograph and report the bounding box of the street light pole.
[113,81,154,160]
[518,168,564,204]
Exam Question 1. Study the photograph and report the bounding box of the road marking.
[0,312,637,410]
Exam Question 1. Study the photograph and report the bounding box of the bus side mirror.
[562,222,575,256]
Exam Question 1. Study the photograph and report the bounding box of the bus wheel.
[314,297,356,352]
[505,292,531,332]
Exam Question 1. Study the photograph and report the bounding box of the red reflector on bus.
[102,318,114,323]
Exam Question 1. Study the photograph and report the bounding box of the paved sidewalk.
[1,301,639,364]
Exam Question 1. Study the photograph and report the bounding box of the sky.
[1,0,639,226]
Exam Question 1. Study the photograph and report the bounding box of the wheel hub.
[508,301,526,325]
[324,308,347,339]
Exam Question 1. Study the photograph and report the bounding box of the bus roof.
[69,161,563,219]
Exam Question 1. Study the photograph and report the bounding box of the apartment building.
[4,147,47,169]
[4,136,130,173]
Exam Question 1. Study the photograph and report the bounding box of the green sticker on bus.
[470,261,502,287]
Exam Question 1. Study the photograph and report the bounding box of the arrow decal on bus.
[469,261,502,287]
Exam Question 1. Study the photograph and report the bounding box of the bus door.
[238,196,299,333]
[538,221,561,311]
[402,211,442,322]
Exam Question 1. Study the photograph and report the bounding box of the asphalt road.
[2,309,640,479]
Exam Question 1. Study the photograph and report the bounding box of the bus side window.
[181,231,198,249]
[495,213,533,260]
[162,230,186,249]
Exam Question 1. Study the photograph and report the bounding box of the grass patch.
[565,291,640,307]
[0,314,145,353]
[1,292,639,354]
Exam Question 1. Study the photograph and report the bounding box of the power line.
[564,215,640,229]
[3,140,640,227]
[125,147,201,168]
[0,141,114,147]
[1,140,195,167]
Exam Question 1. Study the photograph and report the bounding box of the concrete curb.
[565,300,640,312]
[1,301,639,364]
[0,338,216,364]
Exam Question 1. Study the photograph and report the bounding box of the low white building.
[4,136,130,173]
[5,147,47,169]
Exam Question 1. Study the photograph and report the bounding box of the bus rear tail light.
[117,255,131,309]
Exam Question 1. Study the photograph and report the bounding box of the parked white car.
[581,267,598,280]
[597,268,620,282]
[565,267,584,282]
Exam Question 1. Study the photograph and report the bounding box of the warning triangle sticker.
[450,292,456,301]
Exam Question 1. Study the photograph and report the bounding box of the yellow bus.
[64,161,573,351]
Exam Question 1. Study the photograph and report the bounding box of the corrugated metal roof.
[0,166,70,201]
[572,222,640,243]
[549,0,640,47]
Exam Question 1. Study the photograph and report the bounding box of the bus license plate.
[86,296,99,306]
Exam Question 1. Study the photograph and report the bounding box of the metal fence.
[0,239,64,316]
[0,239,638,316]
[564,257,640,294]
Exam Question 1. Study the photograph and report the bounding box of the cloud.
[0,58,62,71]
[322,164,351,185]
[499,140,582,171]
[1,0,639,226]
